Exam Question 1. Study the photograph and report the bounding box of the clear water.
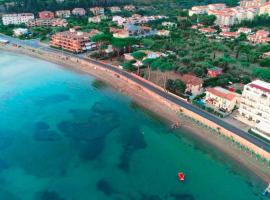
[0,51,266,200]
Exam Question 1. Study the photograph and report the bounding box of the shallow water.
[0,51,267,200]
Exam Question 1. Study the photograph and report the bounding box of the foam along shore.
[1,45,270,183]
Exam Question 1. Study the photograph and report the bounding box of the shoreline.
[1,46,269,184]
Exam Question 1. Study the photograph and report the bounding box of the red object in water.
[178,172,185,182]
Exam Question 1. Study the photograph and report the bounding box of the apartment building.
[240,0,266,7]
[55,10,71,18]
[189,3,226,16]
[239,80,270,138]
[27,18,68,27]
[50,29,92,53]
[259,2,270,15]
[2,13,34,25]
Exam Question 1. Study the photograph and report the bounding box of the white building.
[2,13,34,25]
[88,16,101,23]
[109,6,121,13]
[239,80,270,138]
[55,10,71,18]
[13,28,28,36]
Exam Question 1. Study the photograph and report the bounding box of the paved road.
[2,35,270,153]
[83,57,270,153]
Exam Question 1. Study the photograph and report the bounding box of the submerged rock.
[0,131,13,150]
[34,130,61,142]
[35,121,50,130]
[34,94,70,106]
[34,121,61,142]
[35,190,65,200]
[96,178,115,196]
[118,126,147,172]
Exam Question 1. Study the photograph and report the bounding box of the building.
[157,30,170,36]
[247,30,270,44]
[240,0,266,7]
[90,7,104,15]
[239,80,270,138]
[50,29,92,53]
[205,87,241,112]
[189,5,208,16]
[2,13,34,25]
[13,28,28,36]
[124,5,136,11]
[263,51,270,57]
[72,8,86,16]
[27,18,68,27]
[112,16,126,26]
[207,67,223,77]
[89,29,102,37]
[113,29,129,38]
[259,2,270,15]
[219,31,240,38]
[198,27,217,34]
[39,11,54,19]
[162,21,177,28]
[189,3,226,16]
[180,74,203,96]
[88,16,102,23]
[237,27,252,34]
[109,6,121,13]
[55,10,71,18]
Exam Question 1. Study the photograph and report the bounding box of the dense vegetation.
[0,0,239,12]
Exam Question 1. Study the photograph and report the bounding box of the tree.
[260,58,270,67]
[143,58,156,80]
[131,51,146,75]
[198,14,216,26]
[165,79,186,96]
[111,38,126,57]
[131,51,146,60]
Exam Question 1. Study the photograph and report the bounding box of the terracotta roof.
[207,87,239,101]
[180,74,203,86]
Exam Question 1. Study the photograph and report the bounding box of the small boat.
[178,172,185,182]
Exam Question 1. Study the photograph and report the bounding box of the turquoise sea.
[0,51,267,200]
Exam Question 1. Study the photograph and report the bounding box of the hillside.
[0,0,239,12]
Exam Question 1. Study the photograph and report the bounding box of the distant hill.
[0,0,239,12]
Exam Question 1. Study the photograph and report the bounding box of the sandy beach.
[1,45,270,184]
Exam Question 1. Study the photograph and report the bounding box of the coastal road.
[82,57,270,153]
[2,35,270,153]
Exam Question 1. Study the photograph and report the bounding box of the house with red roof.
[205,87,241,112]
[207,67,223,78]
[180,74,204,96]
[247,30,270,44]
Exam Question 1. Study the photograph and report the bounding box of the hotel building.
[239,80,270,139]
[2,13,34,25]
[50,29,92,53]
